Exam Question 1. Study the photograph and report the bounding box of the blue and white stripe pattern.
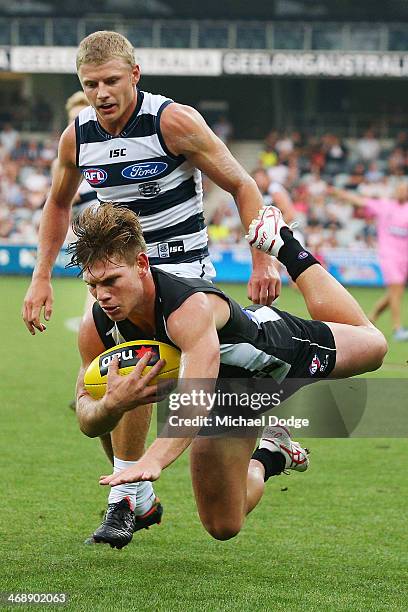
[75,89,208,265]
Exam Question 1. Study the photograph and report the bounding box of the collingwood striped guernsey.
[92,268,336,384]
[75,89,208,266]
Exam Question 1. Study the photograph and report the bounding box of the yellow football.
[84,340,180,399]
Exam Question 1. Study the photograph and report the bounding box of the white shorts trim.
[292,336,337,351]
[153,255,216,282]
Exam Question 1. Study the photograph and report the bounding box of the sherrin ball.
[84,340,180,399]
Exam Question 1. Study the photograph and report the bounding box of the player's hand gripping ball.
[84,340,180,399]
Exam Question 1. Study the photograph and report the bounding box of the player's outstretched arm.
[270,184,297,224]
[100,293,221,486]
[160,103,281,306]
[22,124,82,334]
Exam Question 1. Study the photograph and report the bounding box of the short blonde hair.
[65,91,89,114]
[76,31,135,70]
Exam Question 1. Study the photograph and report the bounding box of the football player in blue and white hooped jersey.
[65,91,100,219]
[22,30,281,548]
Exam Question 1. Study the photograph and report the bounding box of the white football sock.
[108,457,139,509]
[134,481,156,516]
[108,458,156,514]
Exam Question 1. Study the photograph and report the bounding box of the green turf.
[1,277,407,611]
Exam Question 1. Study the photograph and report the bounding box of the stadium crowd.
[1,121,408,253]
[208,127,408,254]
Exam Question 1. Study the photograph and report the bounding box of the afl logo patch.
[122,162,168,181]
[309,354,321,376]
[83,168,108,185]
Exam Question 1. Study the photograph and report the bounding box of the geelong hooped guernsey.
[75,89,208,265]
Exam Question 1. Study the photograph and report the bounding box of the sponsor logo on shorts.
[83,168,108,185]
[319,354,330,373]
[99,344,160,376]
[297,251,309,260]
[309,354,321,376]
[121,161,168,180]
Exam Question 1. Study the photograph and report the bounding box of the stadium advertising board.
[0,244,384,285]
[3,47,408,78]
[210,245,384,286]
[0,245,78,277]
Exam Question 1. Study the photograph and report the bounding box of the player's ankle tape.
[252,447,286,481]
[277,228,320,282]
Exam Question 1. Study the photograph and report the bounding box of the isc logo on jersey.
[83,168,108,185]
[122,162,168,181]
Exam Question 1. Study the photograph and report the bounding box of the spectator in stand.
[208,201,242,245]
[331,182,408,341]
[211,115,233,145]
[365,161,384,183]
[267,157,290,186]
[360,216,377,248]
[275,132,294,157]
[356,129,381,163]
[307,137,326,172]
[258,144,278,170]
[343,163,366,190]
[388,147,405,176]
[303,166,327,200]
[395,131,408,152]
[0,123,18,153]
[323,134,348,176]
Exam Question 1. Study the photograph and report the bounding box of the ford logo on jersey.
[83,168,108,185]
[121,162,168,181]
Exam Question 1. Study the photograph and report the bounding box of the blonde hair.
[76,31,135,70]
[68,203,146,273]
[65,91,89,114]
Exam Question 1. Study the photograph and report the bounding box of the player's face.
[84,255,148,320]
[78,59,140,127]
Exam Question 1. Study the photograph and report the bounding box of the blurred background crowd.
[1,118,407,254]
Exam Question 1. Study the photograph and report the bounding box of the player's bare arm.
[76,309,166,437]
[272,188,297,223]
[100,292,222,487]
[160,103,281,306]
[22,124,82,334]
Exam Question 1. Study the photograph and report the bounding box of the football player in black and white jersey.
[69,203,386,542]
[22,30,281,547]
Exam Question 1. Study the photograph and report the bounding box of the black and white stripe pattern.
[75,89,207,265]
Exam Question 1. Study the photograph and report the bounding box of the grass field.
[1,277,407,611]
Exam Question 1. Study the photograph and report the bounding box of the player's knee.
[204,518,243,541]
[369,329,388,370]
